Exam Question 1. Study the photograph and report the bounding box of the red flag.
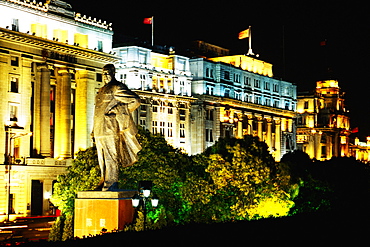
[238,28,250,39]
[352,127,359,133]
[143,17,152,25]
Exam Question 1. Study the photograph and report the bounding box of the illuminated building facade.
[113,46,194,153]
[190,55,297,161]
[0,0,117,220]
[296,80,351,160]
[350,137,370,163]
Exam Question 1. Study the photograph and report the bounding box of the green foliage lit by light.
[53,129,349,237]
[51,146,101,216]
[202,136,297,221]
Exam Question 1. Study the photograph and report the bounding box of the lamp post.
[4,124,31,222]
[131,181,159,231]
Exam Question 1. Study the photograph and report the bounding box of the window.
[234,74,240,83]
[12,19,19,32]
[273,84,279,92]
[9,103,18,122]
[139,119,146,128]
[206,129,213,142]
[179,109,186,121]
[10,77,19,93]
[139,52,147,64]
[206,86,214,95]
[254,79,260,88]
[168,122,173,137]
[264,81,270,90]
[244,76,251,86]
[74,33,88,48]
[97,41,103,52]
[96,73,102,82]
[224,89,230,98]
[206,109,214,121]
[152,121,158,134]
[11,56,19,67]
[159,121,165,136]
[180,123,185,138]
[224,71,230,80]
[304,101,309,109]
[321,146,327,158]
[255,96,261,105]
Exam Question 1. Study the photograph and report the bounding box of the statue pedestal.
[74,190,136,238]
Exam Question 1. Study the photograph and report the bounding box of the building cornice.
[134,90,195,103]
[195,94,296,118]
[0,27,119,64]
[1,0,113,31]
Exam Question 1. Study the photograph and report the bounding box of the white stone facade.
[190,57,297,161]
[113,46,194,154]
[0,0,117,220]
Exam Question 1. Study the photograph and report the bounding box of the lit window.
[152,121,158,134]
[97,41,103,52]
[10,77,19,93]
[180,123,185,138]
[168,122,173,137]
[9,103,18,122]
[12,19,19,32]
[74,33,88,48]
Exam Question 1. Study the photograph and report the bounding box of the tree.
[119,128,213,225]
[50,147,101,240]
[51,146,100,215]
[203,136,296,220]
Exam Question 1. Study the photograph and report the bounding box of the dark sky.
[71,1,370,139]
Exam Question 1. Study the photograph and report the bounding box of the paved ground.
[0,216,56,245]
[19,212,370,246]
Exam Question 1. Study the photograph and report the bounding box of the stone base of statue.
[74,190,136,238]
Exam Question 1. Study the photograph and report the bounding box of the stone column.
[246,113,253,135]
[274,117,281,161]
[256,114,263,141]
[38,65,51,157]
[266,116,272,150]
[55,67,71,159]
[237,113,243,139]
[74,70,95,153]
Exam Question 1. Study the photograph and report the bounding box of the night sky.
[71,1,370,139]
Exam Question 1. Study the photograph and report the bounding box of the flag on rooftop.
[238,28,250,39]
[143,17,153,25]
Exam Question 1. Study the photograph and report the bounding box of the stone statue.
[93,64,141,191]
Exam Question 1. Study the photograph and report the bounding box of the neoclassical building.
[296,80,351,160]
[190,55,297,161]
[112,45,297,160]
[0,0,117,220]
[113,46,195,153]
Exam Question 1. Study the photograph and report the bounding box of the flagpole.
[246,26,254,56]
[151,16,154,47]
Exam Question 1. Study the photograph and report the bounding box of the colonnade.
[33,64,96,159]
[218,107,294,161]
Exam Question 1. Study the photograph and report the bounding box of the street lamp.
[4,124,31,222]
[131,181,159,231]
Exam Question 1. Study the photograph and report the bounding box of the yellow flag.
[238,28,250,39]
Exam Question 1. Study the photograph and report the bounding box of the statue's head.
[102,64,116,84]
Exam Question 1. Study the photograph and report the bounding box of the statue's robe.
[93,79,141,187]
